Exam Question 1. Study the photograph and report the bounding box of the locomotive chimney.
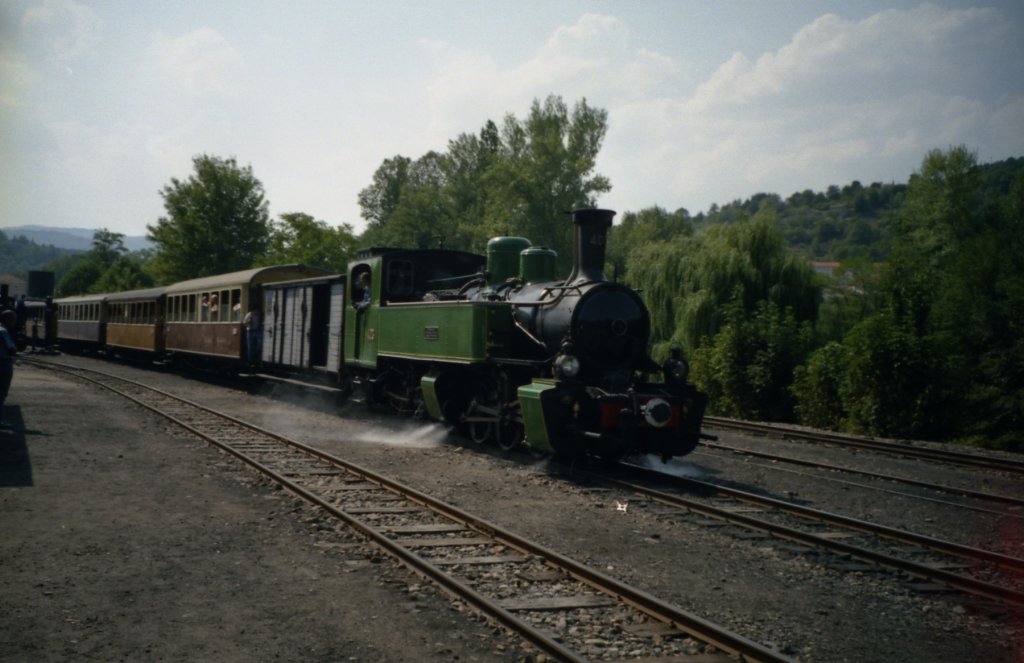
[567,208,615,285]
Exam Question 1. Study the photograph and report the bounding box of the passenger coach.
[55,294,106,351]
[105,287,166,354]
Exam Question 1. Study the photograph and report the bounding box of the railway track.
[704,416,1024,475]
[696,441,1024,511]
[602,462,1024,610]
[27,358,792,663]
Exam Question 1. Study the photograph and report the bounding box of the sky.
[1,0,1022,238]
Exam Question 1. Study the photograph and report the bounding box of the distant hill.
[1,225,152,252]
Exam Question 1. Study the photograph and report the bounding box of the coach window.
[230,289,241,322]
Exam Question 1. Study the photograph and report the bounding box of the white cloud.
[600,4,1024,212]
[419,14,678,148]
[0,0,98,106]
[21,0,102,62]
[0,56,35,108]
[151,27,246,97]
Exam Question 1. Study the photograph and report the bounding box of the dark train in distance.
[41,209,709,461]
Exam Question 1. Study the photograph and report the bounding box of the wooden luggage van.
[55,294,107,351]
[105,287,167,354]
[261,274,346,377]
[163,266,330,362]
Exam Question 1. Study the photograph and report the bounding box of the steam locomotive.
[342,208,708,460]
[51,209,708,460]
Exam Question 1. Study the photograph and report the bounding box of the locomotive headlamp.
[642,398,673,428]
[554,353,581,379]
[664,346,689,383]
[554,341,580,380]
[664,358,689,382]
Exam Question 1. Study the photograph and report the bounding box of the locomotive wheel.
[469,421,495,445]
[496,418,523,451]
[465,376,500,445]
[467,398,495,445]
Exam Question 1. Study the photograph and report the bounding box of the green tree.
[630,212,820,358]
[792,146,1024,448]
[1,230,77,280]
[691,298,815,421]
[791,341,846,429]
[813,257,883,343]
[148,155,271,283]
[91,256,155,293]
[90,228,127,267]
[54,228,143,295]
[606,206,693,283]
[264,212,357,272]
[483,96,610,272]
[356,96,610,268]
[444,121,502,249]
[357,155,412,243]
[361,152,462,250]
[56,260,104,296]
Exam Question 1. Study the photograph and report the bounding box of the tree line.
[613,147,1022,451]
[5,95,1021,450]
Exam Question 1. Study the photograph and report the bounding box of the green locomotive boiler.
[343,209,708,460]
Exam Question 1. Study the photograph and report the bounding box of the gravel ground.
[4,354,1023,662]
[0,363,529,662]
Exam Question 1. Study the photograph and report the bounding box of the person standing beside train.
[243,305,263,368]
[0,309,17,428]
